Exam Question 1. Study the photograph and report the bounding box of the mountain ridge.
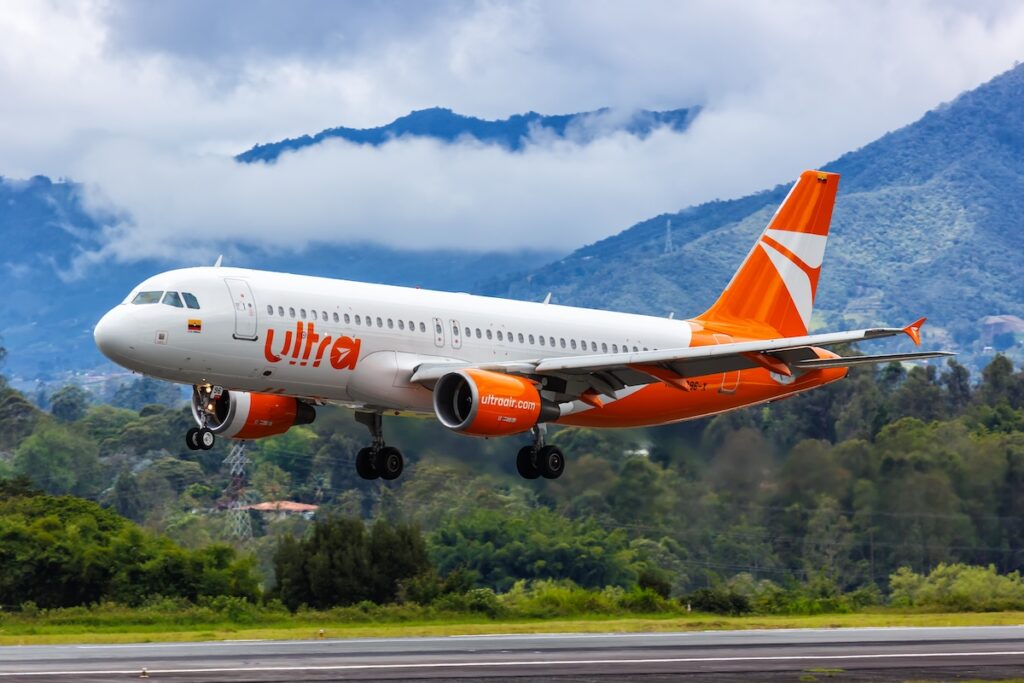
[236,106,699,162]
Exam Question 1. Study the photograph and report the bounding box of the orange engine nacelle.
[191,388,316,440]
[433,369,559,437]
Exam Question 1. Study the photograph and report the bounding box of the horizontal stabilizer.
[792,351,954,370]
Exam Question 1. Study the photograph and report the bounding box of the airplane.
[93,170,951,481]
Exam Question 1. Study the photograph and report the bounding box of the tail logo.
[757,228,828,329]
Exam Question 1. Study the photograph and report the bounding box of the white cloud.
[1,0,1023,260]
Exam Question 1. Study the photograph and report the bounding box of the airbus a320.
[94,170,951,481]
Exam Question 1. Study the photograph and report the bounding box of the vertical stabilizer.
[696,170,839,338]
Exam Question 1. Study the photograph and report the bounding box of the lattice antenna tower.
[223,440,253,543]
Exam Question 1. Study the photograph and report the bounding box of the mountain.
[0,176,558,383]
[482,64,1024,368]
[236,106,699,162]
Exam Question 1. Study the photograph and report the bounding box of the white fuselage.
[94,267,694,415]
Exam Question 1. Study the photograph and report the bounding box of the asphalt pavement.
[1,625,1023,681]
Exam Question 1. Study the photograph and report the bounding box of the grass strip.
[1,609,1022,646]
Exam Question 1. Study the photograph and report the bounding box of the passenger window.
[388,319,394,329]
[266,305,273,315]
[549,337,555,347]
[161,291,184,308]
[464,326,471,337]
[529,334,535,344]
[289,307,295,318]
[560,338,566,349]
[355,314,362,325]
[612,344,618,353]
[419,322,426,333]
[486,329,493,340]
[518,333,524,343]
[633,346,639,352]
[602,342,608,353]
[399,320,405,330]
[476,328,482,338]
[591,342,598,352]
[322,311,328,322]
[452,323,458,336]
[311,309,317,319]
[570,339,577,350]
[377,317,383,327]
[497,331,504,341]
[409,321,415,331]
[300,309,307,319]
[344,313,351,324]
[332,312,339,323]
[435,321,443,335]
[182,292,200,309]
[366,316,372,326]
[132,291,163,305]
[539,336,545,346]
[278,306,284,317]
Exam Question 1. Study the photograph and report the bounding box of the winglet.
[903,317,926,346]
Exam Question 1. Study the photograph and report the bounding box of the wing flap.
[792,351,954,370]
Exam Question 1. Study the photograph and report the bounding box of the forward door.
[225,278,258,341]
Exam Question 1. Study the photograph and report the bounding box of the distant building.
[244,500,318,520]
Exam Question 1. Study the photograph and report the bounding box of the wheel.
[538,445,565,479]
[355,447,379,480]
[516,446,540,479]
[198,428,216,450]
[374,446,404,481]
[185,428,201,451]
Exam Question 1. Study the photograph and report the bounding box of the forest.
[2,335,1024,614]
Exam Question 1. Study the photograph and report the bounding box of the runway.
[2,625,1023,681]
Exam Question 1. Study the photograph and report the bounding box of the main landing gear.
[516,426,565,480]
[354,412,404,481]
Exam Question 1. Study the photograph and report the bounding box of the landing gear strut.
[355,412,404,481]
[516,425,565,480]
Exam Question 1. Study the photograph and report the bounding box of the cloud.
[2,0,1023,261]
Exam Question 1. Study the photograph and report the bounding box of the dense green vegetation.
[3,324,1024,618]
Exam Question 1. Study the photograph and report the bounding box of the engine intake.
[433,369,559,437]
[192,387,315,440]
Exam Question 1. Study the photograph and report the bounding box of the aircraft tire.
[185,428,201,451]
[538,445,565,479]
[516,446,541,479]
[198,428,216,450]
[375,446,404,481]
[356,447,379,480]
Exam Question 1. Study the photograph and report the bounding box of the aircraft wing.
[410,319,952,399]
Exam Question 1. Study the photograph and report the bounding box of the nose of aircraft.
[94,306,139,364]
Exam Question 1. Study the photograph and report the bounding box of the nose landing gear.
[185,427,216,451]
[355,412,404,481]
[516,426,565,480]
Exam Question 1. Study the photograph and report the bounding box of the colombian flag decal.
[188,319,202,333]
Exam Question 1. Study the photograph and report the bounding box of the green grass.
[2,608,1022,646]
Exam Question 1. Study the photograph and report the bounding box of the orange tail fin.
[696,170,839,338]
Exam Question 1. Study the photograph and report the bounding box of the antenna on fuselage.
[543,292,552,305]
[213,255,223,267]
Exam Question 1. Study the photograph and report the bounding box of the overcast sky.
[1,0,1022,261]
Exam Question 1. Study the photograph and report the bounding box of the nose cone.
[94,307,138,366]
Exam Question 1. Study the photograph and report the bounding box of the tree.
[14,420,102,497]
[111,378,184,409]
[49,385,91,423]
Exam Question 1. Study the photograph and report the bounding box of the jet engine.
[433,369,559,437]
[191,386,315,440]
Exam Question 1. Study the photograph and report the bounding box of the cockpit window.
[162,291,184,308]
[182,292,200,309]
[132,291,163,305]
